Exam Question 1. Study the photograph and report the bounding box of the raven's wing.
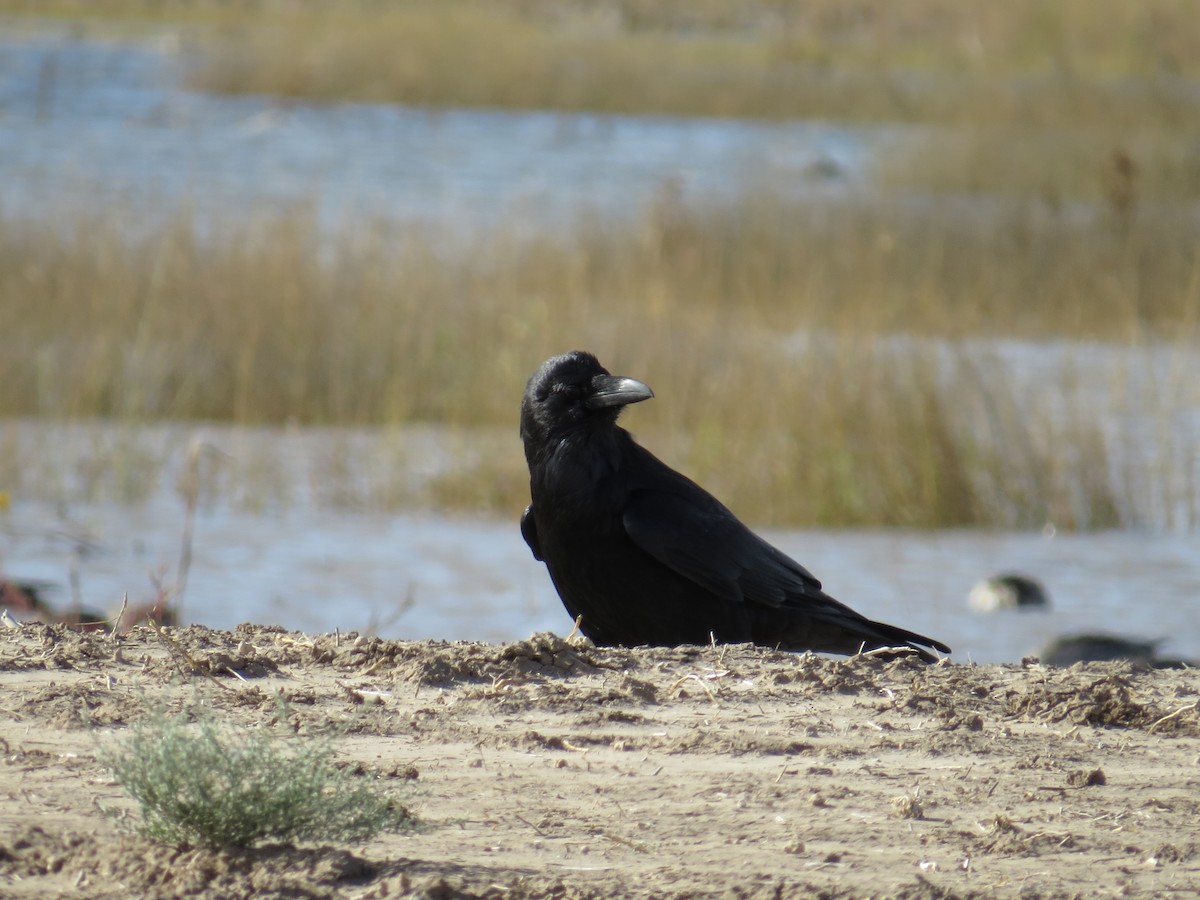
[520,504,543,561]
[623,486,951,658]
[622,487,842,612]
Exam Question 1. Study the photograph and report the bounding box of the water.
[0,27,868,239]
[4,493,1198,665]
[2,421,1197,665]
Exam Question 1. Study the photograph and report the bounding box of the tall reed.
[3,191,1193,529]
[5,194,1197,425]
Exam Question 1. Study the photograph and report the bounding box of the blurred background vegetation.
[1,0,1197,529]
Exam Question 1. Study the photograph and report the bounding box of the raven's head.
[521,351,653,457]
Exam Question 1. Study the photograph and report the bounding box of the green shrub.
[100,705,414,848]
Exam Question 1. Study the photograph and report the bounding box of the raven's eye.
[560,384,582,402]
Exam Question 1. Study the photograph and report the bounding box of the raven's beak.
[586,374,654,410]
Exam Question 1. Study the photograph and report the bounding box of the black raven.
[520,350,950,662]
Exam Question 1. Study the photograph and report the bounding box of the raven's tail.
[857,618,951,664]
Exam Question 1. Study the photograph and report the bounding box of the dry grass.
[5,193,1196,425]
[4,0,1199,130]
[877,129,1200,206]
[4,190,1194,529]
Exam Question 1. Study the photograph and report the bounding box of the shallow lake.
[6,489,1199,665]
[0,26,868,237]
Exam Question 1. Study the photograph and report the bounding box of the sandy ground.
[1,623,1198,899]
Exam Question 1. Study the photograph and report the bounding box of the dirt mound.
[0,825,393,899]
